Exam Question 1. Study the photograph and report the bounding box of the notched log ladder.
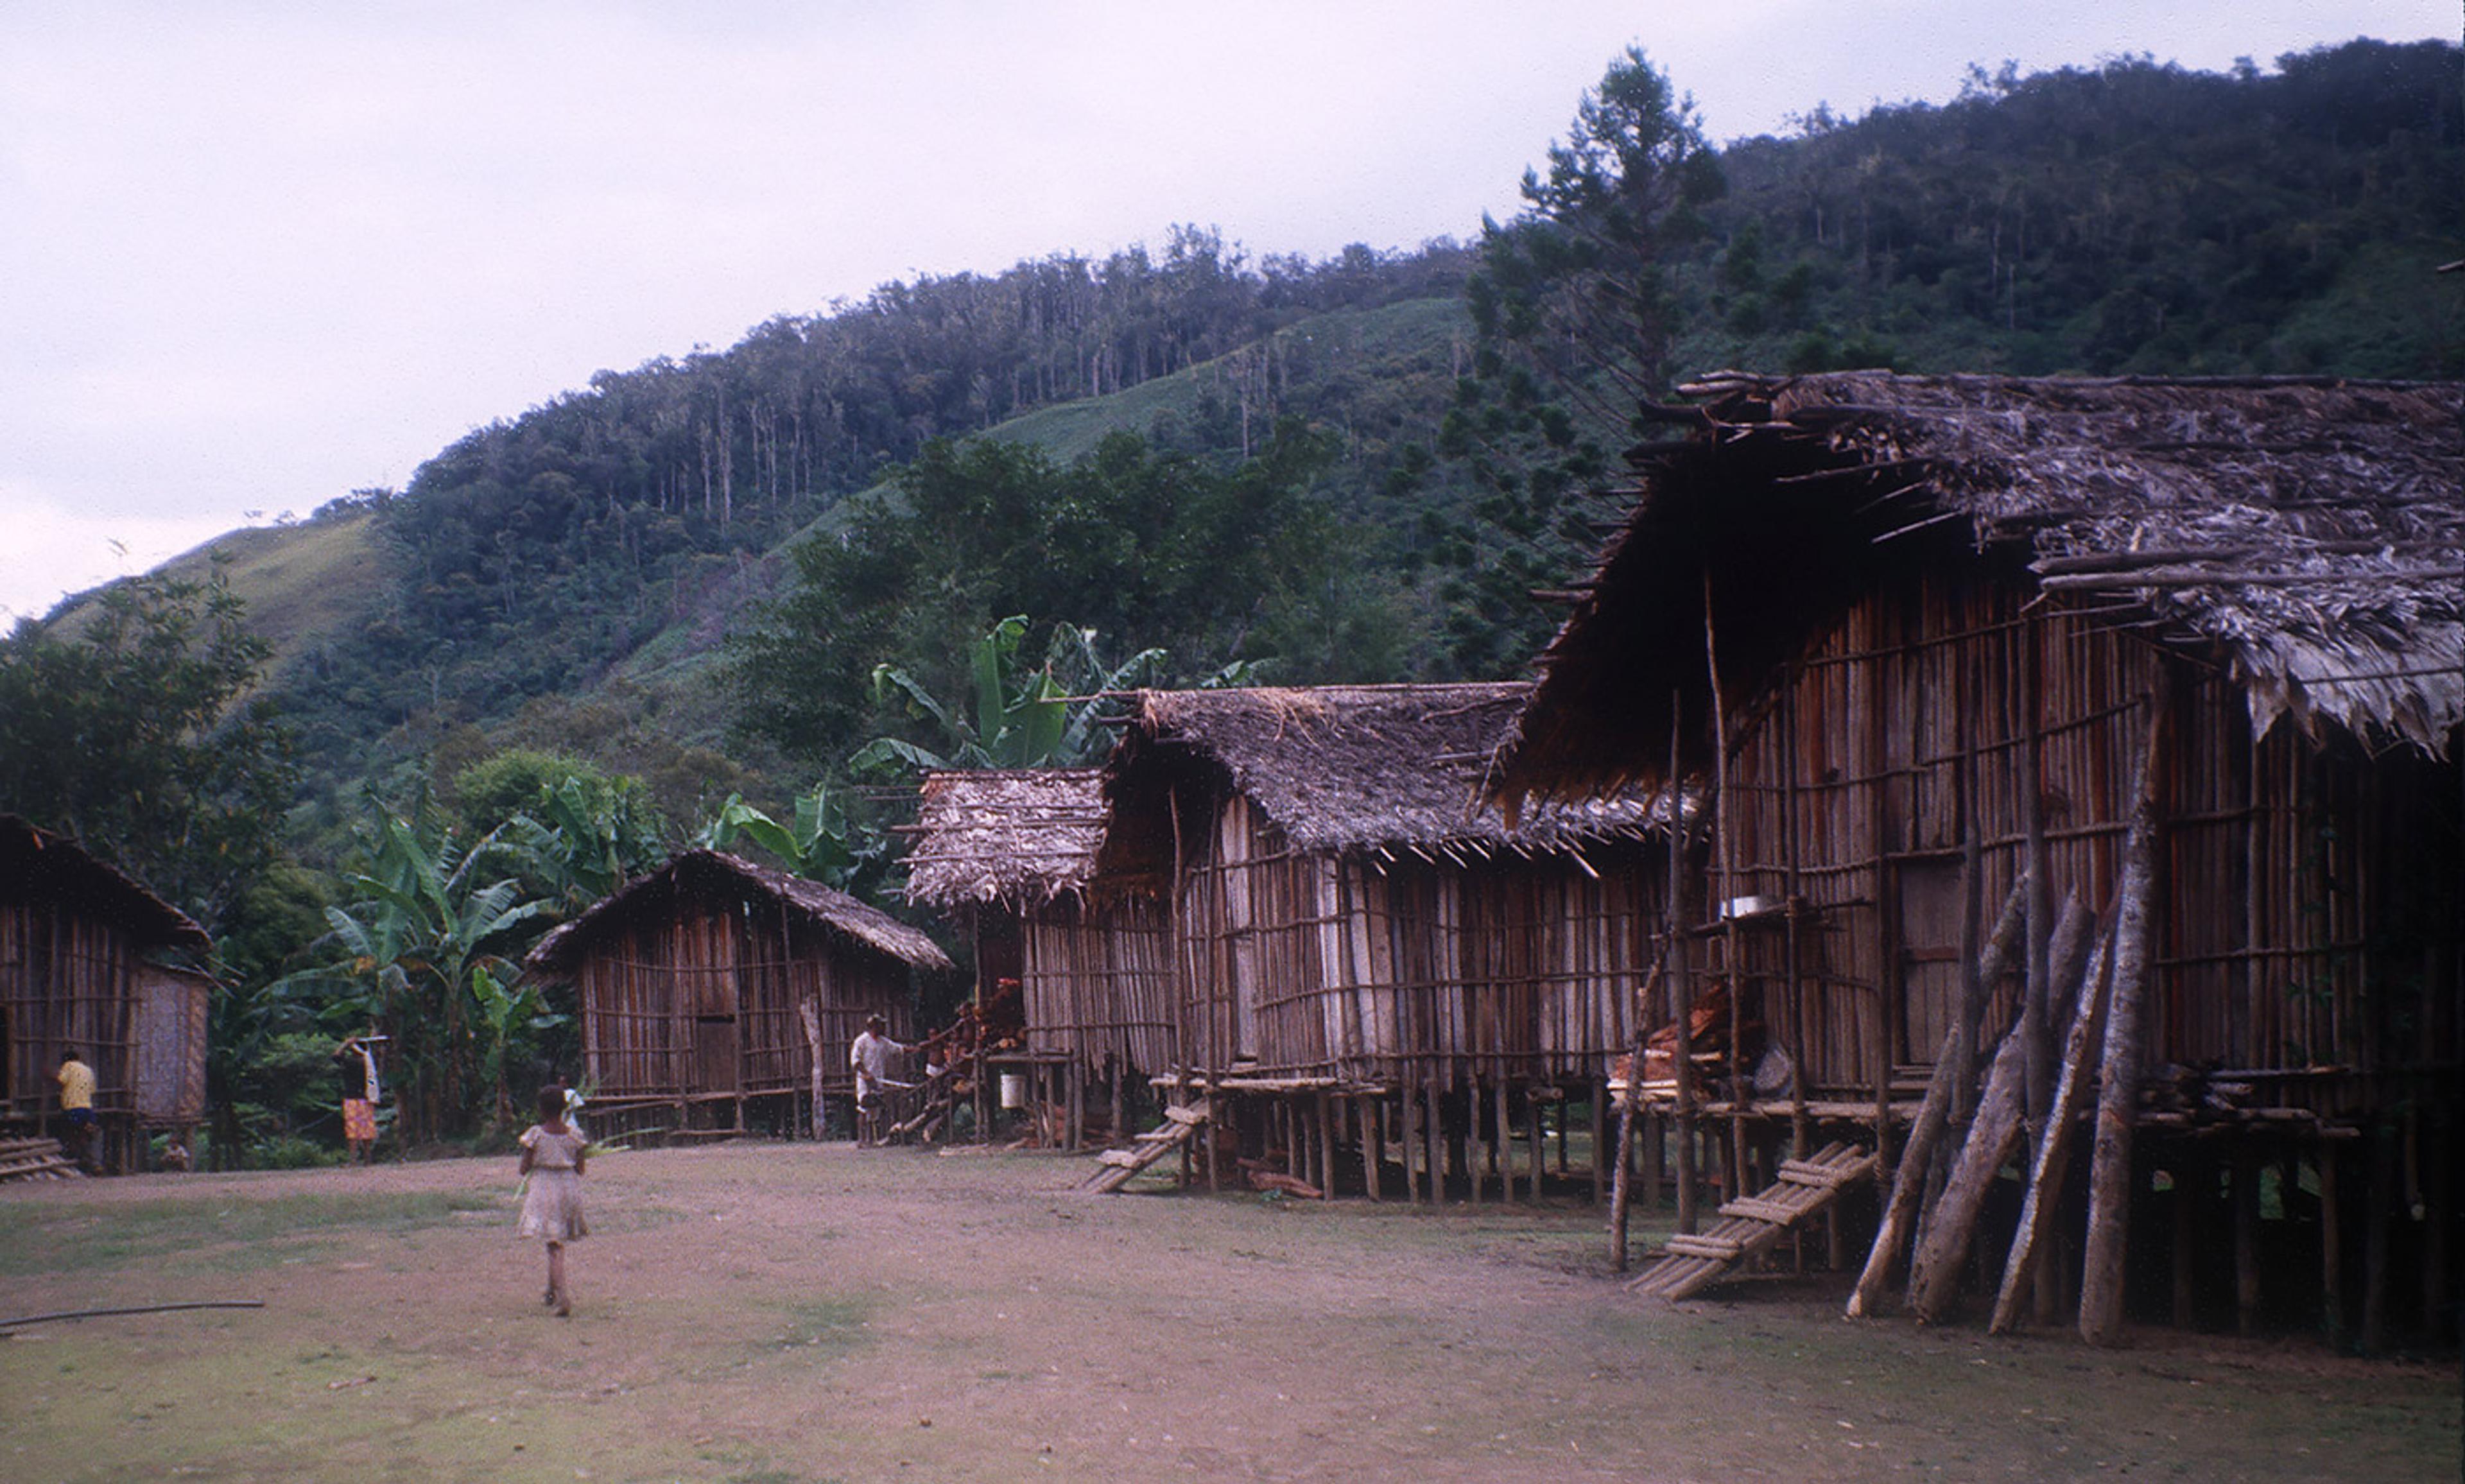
[0,1137,86,1182]
[1080,1098,1212,1193]
[1630,1140,1875,1300]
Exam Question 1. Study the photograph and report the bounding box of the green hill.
[73,38,2456,843]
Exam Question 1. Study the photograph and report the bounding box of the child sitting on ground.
[516,1082,589,1316]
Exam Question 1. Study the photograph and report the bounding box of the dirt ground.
[2,1141,2457,1484]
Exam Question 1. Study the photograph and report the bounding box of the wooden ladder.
[1630,1140,1874,1300]
[1079,1099,1211,1193]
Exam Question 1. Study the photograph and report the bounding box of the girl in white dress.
[517,1083,589,1316]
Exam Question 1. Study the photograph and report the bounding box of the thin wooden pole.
[1704,571,1747,1213]
[1668,700,1699,1236]
[2318,1140,2345,1347]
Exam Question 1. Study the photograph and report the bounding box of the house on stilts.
[1096,683,1667,1202]
[904,768,1173,1148]
[1491,371,2462,1344]
[1,815,214,1174]
[524,849,953,1141]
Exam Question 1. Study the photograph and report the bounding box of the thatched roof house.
[1105,684,1664,1073]
[1,815,214,1168]
[905,769,1109,909]
[904,769,1173,1092]
[1499,372,2462,797]
[1095,684,1668,1200]
[1491,372,2461,1337]
[527,849,951,1133]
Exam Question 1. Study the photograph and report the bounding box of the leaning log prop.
[2078,775,2163,1346]
[1989,914,2120,1333]
[1906,893,2091,1323]
[1844,876,2029,1318]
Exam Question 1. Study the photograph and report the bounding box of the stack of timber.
[1631,1141,1874,1300]
[0,1136,84,1182]
[1081,1099,1211,1193]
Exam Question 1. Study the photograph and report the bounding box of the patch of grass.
[766,1296,872,1359]
[0,1189,504,1278]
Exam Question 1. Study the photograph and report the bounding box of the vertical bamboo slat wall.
[1170,788,1656,1089]
[1019,893,1175,1078]
[573,902,912,1112]
[1717,565,2458,1109]
[1,904,144,1115]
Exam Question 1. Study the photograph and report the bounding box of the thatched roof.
[1496,372,2464,803]
[903,769,1107,908]
[1106,684,1662,859]
[0,815,211,954]
[526,849,953,976]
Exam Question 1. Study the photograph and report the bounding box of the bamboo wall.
[575,901,912,1105]
[0,901,144,1118]
[1173,793,1657,1086]
[1712,565,2461,1116]
[1019,893,1174,1077]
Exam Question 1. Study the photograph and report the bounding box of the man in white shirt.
[849,1014,910,1147]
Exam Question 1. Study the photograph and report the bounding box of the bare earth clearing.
[3,1144,2455,1483]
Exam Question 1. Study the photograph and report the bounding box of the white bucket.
[999,1073,1026,1110]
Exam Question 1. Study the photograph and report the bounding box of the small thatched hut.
[1,815,213,1171]
[1101,684,1665,1201]
[1492,372,2462,1343]
[525,849,952,1137]
[904,770,1172,1143]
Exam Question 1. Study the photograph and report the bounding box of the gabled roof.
[1108,684,1663,858]
[1496,372,2464,803]
[903,769,1108,908]
[0,815,212,954]
[526,849,953,976]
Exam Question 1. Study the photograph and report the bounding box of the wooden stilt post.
[2234,1144,2263,1336]
[1409,1069,1428,1204]
[2318,1139,2344,1347]
[2172,1148,2201,1331]
[1317,1089,1338,1200]
[2426,1107,2453,1347]
[2361,1117,2395,1354]
[1589,1078,1607,1206]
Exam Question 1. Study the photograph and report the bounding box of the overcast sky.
[1,1,2451,623]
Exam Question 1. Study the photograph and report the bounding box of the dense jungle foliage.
[3,37,2455,1158]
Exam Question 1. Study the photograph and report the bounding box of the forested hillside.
[6,35,2455,1161]
[42,38,2465,839]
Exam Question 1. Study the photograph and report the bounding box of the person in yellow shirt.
[56,1049,97,1173]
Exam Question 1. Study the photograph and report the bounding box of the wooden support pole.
[1410,1065,1430,1203]
[1424,1069,1445,1204]
[2172,1150,2202,1331]
[1361,1095,1382,1203]
[1610,1078,1638,1273]
[2318,1140,2344,1347]
[2079,752,2165,1347]
[2361,1117,2395,1354]
[1667,703,1699,1236]
[1589,1078,1607,1207]
[2233,1144,2263,1336]
[1317,1089,1338,1201]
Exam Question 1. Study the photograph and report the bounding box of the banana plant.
[697,782,887,895]
[849,616,1172,778]
[291,789,558,1141]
